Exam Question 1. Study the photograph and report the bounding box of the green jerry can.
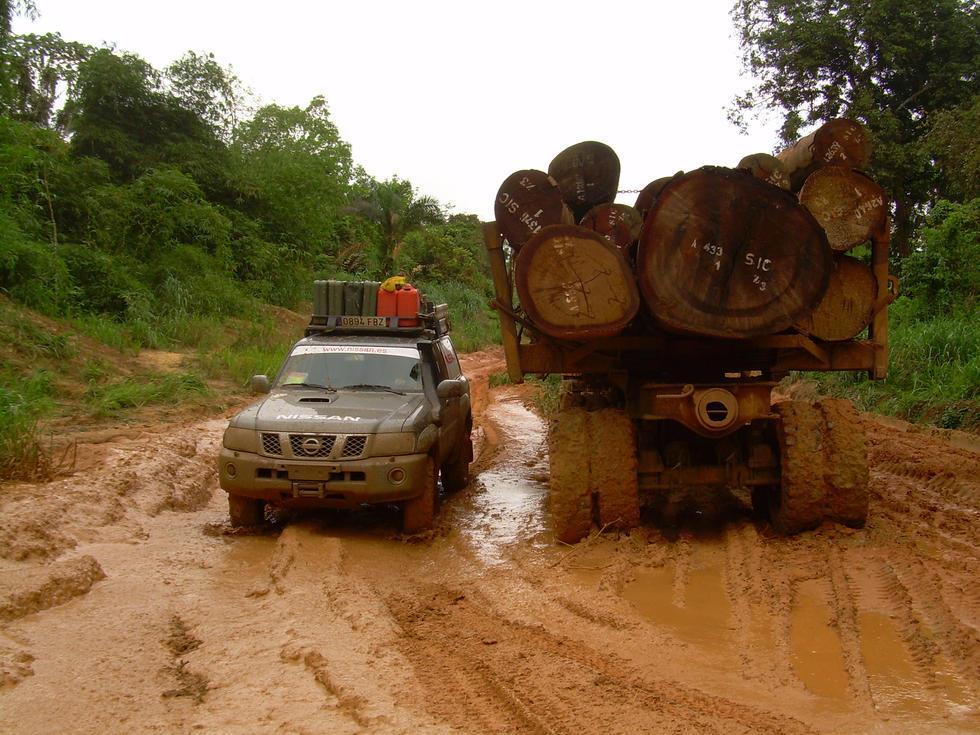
[343,281,364,315]
[327,280,343,316]
[362,281,380,316]
[313,280,328,318]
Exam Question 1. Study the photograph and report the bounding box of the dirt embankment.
[0,347,978,734]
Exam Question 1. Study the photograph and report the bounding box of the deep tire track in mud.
[1,348,978,733]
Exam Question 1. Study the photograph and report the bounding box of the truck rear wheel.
[228,494,264,526]
[589,409,640,530]
[549,408,592,543]
[819,399,869,528]
[402,454,438,533]
[770,401,827,534]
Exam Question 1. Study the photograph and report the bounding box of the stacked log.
[515,225,639,340]
[494,170,573,251]
[776,118,871,191]
[798,166,887,251]
[579,203,642,252]
[547,141,621,221]
[636,167,832,338]
[492,117,888,343]
[736,153,790,190]
[794,255,877,341]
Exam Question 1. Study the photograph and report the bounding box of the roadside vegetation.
[0,5,496,477]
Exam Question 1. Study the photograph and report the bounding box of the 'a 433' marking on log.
[691,239,724,271]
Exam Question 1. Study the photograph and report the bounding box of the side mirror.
[437,379,464,400]
[250,374,270,394]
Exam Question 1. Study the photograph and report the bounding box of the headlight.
[223,427,258,453]
[372,432,416,456]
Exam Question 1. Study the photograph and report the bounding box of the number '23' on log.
[636,167,832,339]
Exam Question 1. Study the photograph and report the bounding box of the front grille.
[341,435,367,458]
[289,434,337,458]
[261,432,282,456]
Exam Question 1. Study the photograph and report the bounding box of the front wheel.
[228,494,264,526]
[402,454,438,533]
[441,423,473,493]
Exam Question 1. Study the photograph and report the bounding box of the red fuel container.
[377,286,398,319]
[396,284,421,326]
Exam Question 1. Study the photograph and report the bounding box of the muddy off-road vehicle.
[218,298,473,532]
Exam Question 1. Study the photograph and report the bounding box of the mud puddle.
[460,388,549,566]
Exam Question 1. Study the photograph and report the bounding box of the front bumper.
[218,447,429,508]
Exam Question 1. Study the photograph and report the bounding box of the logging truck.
[487,125,897,541]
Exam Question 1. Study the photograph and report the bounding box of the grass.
[799,298,979,430]
[85,372,211,418]
[0,370,57,480]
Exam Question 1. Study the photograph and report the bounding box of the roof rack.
[304,303,451,339]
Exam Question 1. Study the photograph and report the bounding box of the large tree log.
[736,153,790,190]
[636,167,832,339]
[776,118,871,191]
[799,166,888,251]
[795,254,877,341]
[515,224,639,340]
[548,141,620,221]
[579,203,642,251]
[494,170,573,251]
[634,173,681,220]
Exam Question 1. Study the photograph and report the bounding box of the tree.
[352,176,443,275]
[233,96,354,252]
[165,50,246,140]
[5,32,91,129]
[730,0,980,258]
[0,0,37,111]
[66,49,230,195]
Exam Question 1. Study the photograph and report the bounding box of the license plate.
[284,465,337,480]
[337,315,388,327]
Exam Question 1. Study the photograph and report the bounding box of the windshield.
[276,345,422,392]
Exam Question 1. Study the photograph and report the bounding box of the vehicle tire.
[589,408,640,531]
[770,401,827,535]
[549,408,592,544]
[818,398,869,528]
[228,494,264,526]
[402,453,438,533]
[750,485,771,520]
[440,421,472,493]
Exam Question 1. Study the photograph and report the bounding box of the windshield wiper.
[340,384,406,395]
[279,382,336,391]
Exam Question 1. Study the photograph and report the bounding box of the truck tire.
[589,409,640,530]
[549,408,592,543]
[440,421,472,493]
[402,453,438,533]
[228,494,264,526]
[818,399,869,527]
[770,401,827,534]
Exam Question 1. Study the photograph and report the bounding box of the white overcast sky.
[16,0,783,219]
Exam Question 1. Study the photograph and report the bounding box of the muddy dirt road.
[1,348,978,734]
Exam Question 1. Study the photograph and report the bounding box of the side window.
[431,342,451,381]
[439,338,461,379]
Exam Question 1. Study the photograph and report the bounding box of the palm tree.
[351,177,443,275]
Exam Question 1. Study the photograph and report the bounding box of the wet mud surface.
[1,346,979,733]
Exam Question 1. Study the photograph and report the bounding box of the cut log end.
[515,224,639,340]
[799,166,887,251]
[579,203,642,250]
[548,141,621,221]
[736,153,790,190]
[777,118,872,191]
[494,170,573,251]
[634,174,682,220]
[795,254,877,341]
[636,167,832,338]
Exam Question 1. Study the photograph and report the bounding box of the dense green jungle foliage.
[0,8,496,475]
